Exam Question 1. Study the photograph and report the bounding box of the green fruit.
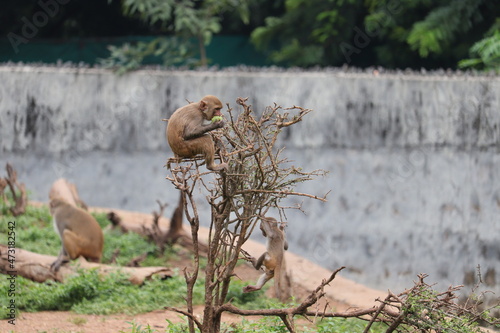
[211,116,223,123]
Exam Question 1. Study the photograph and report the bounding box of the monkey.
[49,197,104,271]
[166,95,228,171]
[243,216,288,300]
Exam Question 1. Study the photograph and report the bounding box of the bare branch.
[2,163,28,216]
[235,189,328,202]
[164,306,203,331]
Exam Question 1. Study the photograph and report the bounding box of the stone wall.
[1,65,499,299]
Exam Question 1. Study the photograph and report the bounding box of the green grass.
[0,268,202,317]
[0,201,272,318]
[119,316,388,333]
[0,199,389,332]
[0,201,167,266]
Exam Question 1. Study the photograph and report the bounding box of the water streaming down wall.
[1,66,500,299]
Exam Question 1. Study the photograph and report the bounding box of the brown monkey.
[166,95,228,171]
[50,197,104,271]
[243,217,288,299]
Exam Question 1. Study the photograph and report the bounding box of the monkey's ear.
[199,99,208,112]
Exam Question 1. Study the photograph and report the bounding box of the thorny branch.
[222,270,499,333]
[164,98,500,333]
[165,97,329,333]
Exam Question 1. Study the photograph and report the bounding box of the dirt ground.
[1,207,386,333]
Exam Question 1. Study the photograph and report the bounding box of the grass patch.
[1,200,328,332]
[0,202,170,267]
[0,269,205,317]
[0,202,276,318]
[119,316,388,333]
[68,316,88,326]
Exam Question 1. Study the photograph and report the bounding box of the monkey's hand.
[243,285,260,293]
[212,119,225,129]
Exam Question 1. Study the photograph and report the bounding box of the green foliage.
[121,321,161,333]
[250,0,499,69]
[100,37,198,74]
[405,0,482,57]
[316,317,385,332]
[239,316,291,332]
[225,279,269,309]
[101,228,158,265]
[0,204,60,256]
[103,0,252,70]
[93,211,111,229]
[0,202,165,267]
[121,319,199,333]
[0,203,279,319]
[363,0,499,68]
[122,316,387,333]
[402,286,483,333]
[459,19,500,71]
[250,0,362,67]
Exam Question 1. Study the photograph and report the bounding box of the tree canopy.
[1,0,499,70]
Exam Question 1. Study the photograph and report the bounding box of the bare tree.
[166,97,328,333]
[165,98,500,333]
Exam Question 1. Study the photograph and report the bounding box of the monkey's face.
[260,217,280,237]
[200,96,223,120]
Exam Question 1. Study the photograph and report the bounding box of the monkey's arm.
[243,270,274,293]
[183,120,224,140]
[251,252,267,270]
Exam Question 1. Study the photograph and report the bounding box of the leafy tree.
[459,18,500,72]
[364,0,500,69]
[250,0,500,69]
[104,0,251,69]
[250,0,364,67]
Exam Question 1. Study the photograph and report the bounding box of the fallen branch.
[0,244,172,285]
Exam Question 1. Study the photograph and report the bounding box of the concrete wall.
[1,65,499,300]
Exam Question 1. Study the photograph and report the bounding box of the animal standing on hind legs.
[166,95,228,171]
[49,197,104,271]
[243,216,289,300]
